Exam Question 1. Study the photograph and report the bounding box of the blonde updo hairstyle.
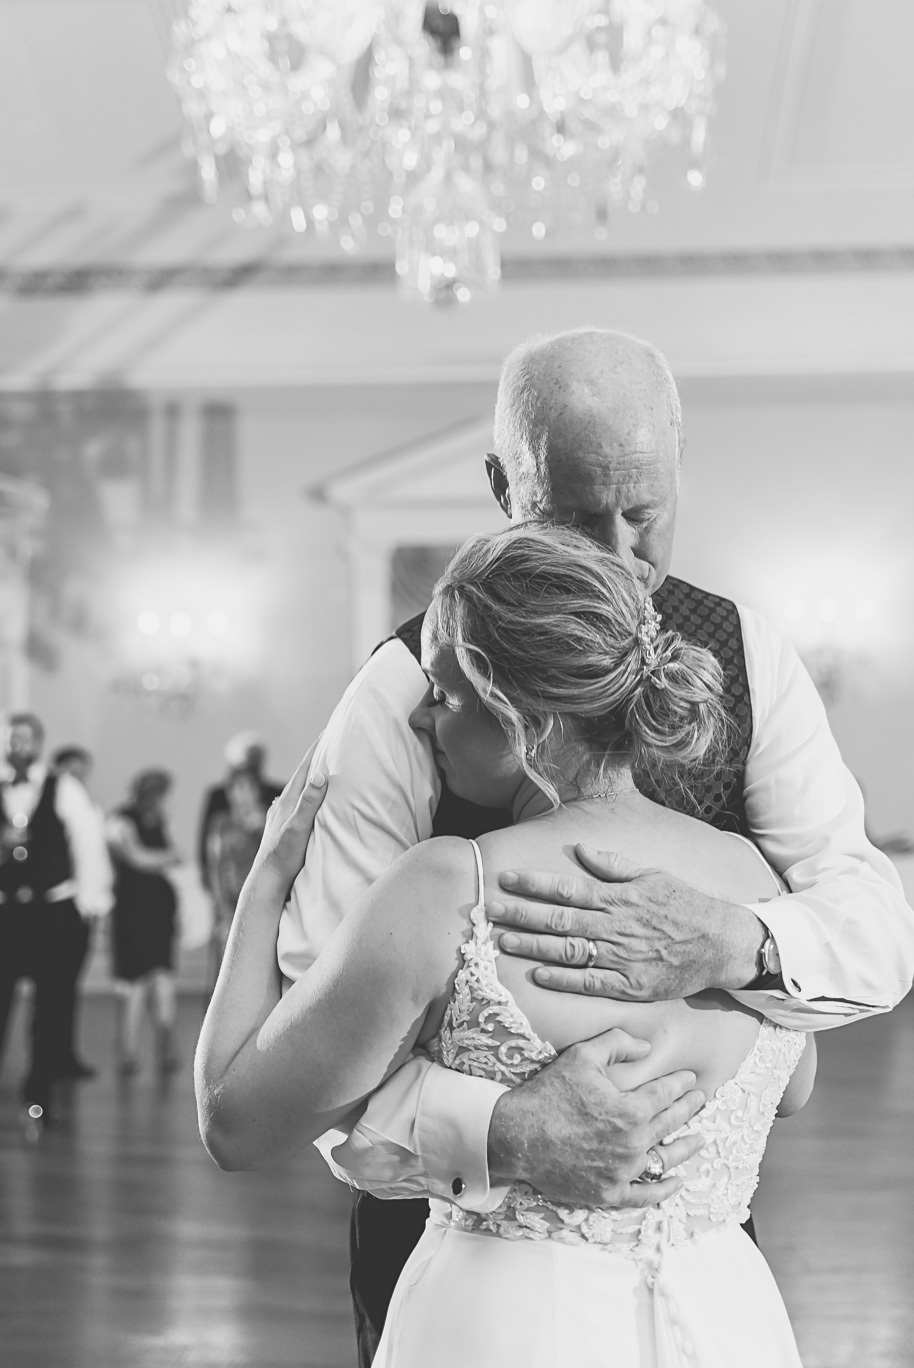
[431,523,729,809]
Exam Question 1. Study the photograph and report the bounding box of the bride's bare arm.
[195,762,473,1171]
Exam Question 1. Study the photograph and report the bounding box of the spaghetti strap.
[467,838,485,908]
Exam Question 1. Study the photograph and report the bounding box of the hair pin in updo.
[637,596,663,671]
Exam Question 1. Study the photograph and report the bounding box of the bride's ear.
[523,716,555,765]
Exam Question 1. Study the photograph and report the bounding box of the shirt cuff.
[744,898,820,1000]
[734,898,892,1029]
[415,1064,511,1214]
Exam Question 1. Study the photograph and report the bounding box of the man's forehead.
[541,450,676,510]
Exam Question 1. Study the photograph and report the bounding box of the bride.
[196,523,815,1368]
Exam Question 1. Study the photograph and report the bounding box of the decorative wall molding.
[761,0,914,191]
[1,247,912,296]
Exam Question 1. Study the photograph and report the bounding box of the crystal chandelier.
[167,1,724,303]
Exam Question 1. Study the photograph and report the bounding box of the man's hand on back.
[488,845,767,999]
[487,1028,706,1207]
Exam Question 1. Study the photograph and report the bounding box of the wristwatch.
[745,930,782,991]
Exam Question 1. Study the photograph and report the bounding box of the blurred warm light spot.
[112,545,266,715]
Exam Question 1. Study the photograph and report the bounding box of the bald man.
[276,329,913,1366]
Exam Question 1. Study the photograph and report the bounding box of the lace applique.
[428,861,806,1277]
[434,901,557,1085]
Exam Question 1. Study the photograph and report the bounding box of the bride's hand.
[249,739,327,896]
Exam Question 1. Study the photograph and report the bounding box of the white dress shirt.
[0,762,114,919]
[278,605,914,1212]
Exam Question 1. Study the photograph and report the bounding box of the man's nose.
[592,514,636,566]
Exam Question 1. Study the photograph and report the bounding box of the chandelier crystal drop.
[167,1,725,303]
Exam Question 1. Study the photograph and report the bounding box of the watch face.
[763,935,781,975]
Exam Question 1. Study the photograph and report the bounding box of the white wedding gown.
[374,840,805,1368]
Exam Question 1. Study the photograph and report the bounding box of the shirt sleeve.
[56,775,115,918]
[276,638,439,976]
[315,1056,511,1213]
[729,607,914,1029]
[278,638,509,1210]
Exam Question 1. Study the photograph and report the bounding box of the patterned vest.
[394,574,753,840]
[0,772,73,899]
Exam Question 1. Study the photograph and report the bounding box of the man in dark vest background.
[0,713,113,1128]
[276,329,913,1366]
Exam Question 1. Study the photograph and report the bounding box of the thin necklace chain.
[561,777,638,805]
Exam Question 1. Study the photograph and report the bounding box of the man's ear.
[485,453,512,519]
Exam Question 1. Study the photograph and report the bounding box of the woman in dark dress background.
[107,769,181,1073]
[205,767,267,994]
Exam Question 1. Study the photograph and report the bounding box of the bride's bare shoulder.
[410,834,479,878]
[382,836,481,918]
[640,808,781,902]
[474,803,779,904]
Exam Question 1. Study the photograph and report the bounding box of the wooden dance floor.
[0,991,912,1368]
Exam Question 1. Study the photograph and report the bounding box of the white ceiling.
[0,0,911,386]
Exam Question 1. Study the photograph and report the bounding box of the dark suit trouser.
[0,905,31,1070]
[57,913,92,1070]
[351,1193,429,1368]
[349,1191,758,1367]
[24,899,86,1106]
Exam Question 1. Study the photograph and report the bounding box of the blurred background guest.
[106,769,182,1075]
[52,746,94,790]
[50,744,108,1080]
[0,714,113,1124]
[197,732,282,894]
[205,766,268,992]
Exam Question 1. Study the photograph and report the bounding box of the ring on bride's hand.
[638,1148,665,1183]
[584,938,599,969]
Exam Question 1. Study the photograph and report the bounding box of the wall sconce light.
[115,600,236,716]
[111,547,252,717]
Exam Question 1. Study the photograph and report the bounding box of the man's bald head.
[493,329,682,512]
[488,328,682,593]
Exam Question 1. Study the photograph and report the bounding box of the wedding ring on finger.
[584,938,599,969]
[638,1148,665,1183]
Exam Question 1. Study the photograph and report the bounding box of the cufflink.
[451,1177,465,1198]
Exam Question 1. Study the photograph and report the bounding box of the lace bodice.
[428,841,805,1277]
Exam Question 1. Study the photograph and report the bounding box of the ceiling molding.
[1,246,912,296]
[761,0,914,192]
